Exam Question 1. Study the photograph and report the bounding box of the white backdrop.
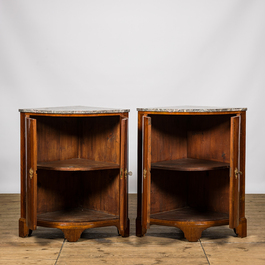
[0,0,264,193]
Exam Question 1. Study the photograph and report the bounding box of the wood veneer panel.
[151,170,187,214]
[35,116,79,162]
[37,158,119,171]
[37,170,119,216]
[187,115,232,163]
[150,207,229,222]
[187,170,229,214]
[80,116,120,164]
[37,209,118,222]
[152,158,229,171]
[150,115,188,163]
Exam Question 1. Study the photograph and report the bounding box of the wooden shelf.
[150,207,229,222]
[37,208,119,223]
[151,158,229,171]
[37,158,120,171]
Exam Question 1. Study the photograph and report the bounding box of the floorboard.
[0,194,264,264]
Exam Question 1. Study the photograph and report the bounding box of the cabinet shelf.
[150,207,229,223]
[151,158,229,171]
[37,208,119,223]
[37,158,120,171]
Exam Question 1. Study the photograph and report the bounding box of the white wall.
[0,0,264,193]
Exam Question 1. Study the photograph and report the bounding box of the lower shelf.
[150,207,229,223]
[37,208,119,223]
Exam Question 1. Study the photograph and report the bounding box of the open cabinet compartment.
[19,108,129,242]
[33,116,121,223]
[137,109,246,242]
[150,114,231,222]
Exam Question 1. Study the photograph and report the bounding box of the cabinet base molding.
[235,217,247,238]
[19,218,29,238]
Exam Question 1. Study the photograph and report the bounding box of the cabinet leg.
[136,217,147,237]
[234,217,247,238]
[182,227,205,242]
[61,229,84,242]
[118,219,130,237]
[19,218,29,237]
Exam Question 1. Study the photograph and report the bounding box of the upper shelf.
[37,158,120,171]
[151,158,229,171]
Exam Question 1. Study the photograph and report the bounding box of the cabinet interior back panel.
[151,170,188,214]
[150,115,188,163]
[187,115,232,163]
[34,116,120,164]
[37,170,120,215]
[80,116,120,164]
[35,116,79,162]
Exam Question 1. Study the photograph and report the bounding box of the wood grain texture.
[19,111,128,242]
[142,115,151,233]
[229,115,240,228]
[119,117,129,236]
[37,158,119,171]
[137,110,247,242]
[152,158,229,171]
[1,194,265,264]
[26,117,37,230]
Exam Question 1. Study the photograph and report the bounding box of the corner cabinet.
[19,106,130,242]
[136,106,247,242]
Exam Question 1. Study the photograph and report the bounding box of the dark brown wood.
[141,116,151,234]
[19,110,129,242]
[119,117,129,237]
[136,112,144,236]
[152,158,229,171]
[37,208,119,222]
[150,207,229,222]
[19,217,29,237]
[61,229,84,242]
[229,115,240,228]
[26,117,37,230]
[137,110,247,242]
[37,158,119,171]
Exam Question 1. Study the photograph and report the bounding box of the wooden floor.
[0,194,265,265]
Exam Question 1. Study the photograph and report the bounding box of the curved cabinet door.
[120,117,128,232]
[26,117,37,230]
[229,115,241,228]
[142,116,151,231]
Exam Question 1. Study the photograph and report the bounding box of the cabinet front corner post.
[136,112,144,236]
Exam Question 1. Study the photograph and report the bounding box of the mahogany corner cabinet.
[136,106,247,242]
[19,106,130,242]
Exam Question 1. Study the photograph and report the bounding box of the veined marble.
[137,106,247,112]
[19,106,130,114]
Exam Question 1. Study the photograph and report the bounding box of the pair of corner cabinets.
[19,106,247,242]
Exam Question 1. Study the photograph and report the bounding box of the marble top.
[19,106,130,114]
[137,106,247,112]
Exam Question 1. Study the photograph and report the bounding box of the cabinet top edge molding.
[19,106,130,114]
[137,106,247,113]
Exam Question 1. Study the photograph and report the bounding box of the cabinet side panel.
[35,117,79,162]
[151,169,187,214]
[20,113,26,218]
[150,115,188,163]
[187,115,231,163]
[80,116,120,164]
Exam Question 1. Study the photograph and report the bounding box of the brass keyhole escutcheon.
[234,168,242,179]
[143,169,147,179]
[29,168,34,179]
